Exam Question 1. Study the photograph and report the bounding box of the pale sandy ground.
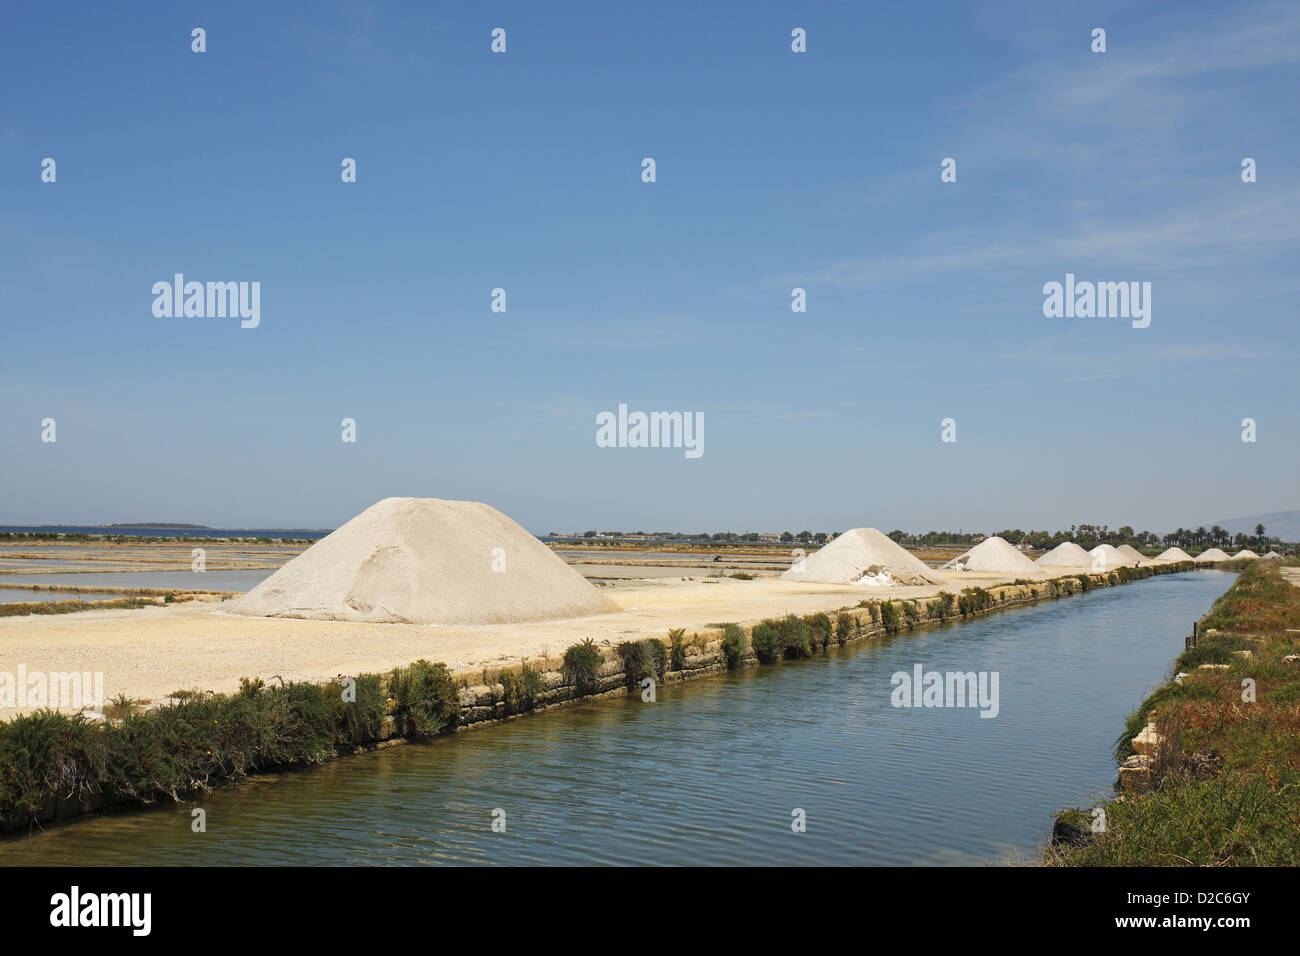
[0,571,1032,718]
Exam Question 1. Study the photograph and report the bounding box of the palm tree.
[1195,527,1208,547]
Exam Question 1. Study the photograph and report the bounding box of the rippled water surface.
[0,571,1233,866]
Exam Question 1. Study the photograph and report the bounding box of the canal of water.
[0,570,1233,865]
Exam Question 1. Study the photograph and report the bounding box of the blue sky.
[2,0,1297,534]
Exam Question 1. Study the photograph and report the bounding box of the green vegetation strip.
[0,598,165,617]
[1047,560,1300,866]
[0,665,457,833]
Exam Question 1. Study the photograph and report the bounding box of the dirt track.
[0,571,1015,718]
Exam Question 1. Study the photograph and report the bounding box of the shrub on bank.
[957,587,994,617]
[499,664,544,715]
[834,612,855,643]
[644,638,668,679]
[902,600,921,628]
[616,638,667,689]
[388,661,460,737]
[668,628,688,671]
[804,612,833,650]
[562,639,604,696]
[721,624,746,669]
[776,615,812,659]
[926,591,955,621]
[750,622,782,664]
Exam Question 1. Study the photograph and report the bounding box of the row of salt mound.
[779,528,943,586]
[1035,541,1094,567]
[1114,544,1146,563]
[1088,544,1121,568]
[943,536,1047,578]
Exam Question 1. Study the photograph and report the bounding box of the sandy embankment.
[0,573,1015,719]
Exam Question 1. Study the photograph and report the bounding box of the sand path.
[0,574,1006,717]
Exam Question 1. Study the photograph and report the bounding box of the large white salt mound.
[779,528,942,586]
[1232,549,1261,560]
[1194,548,1231,563]
[1088,544,1127,569]
[1035,541,1094,568]
[1114,544,1146,563]
[1155,547,1193,562]
[228,497,618,625]
[943,536,1047,578]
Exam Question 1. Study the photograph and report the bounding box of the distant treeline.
[894,523,1290,552]
[550,523,1294,551]
[551,531,834,544]
[103,522,212,529]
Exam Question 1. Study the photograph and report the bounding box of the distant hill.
[102,522,213,529]
[1213,510,1300,542]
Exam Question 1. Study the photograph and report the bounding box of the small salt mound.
[1263,551,1283,560]
[944,536,1047,578]
[1155,547,1193,562]
[228,497,617,625]
[780,528,942,586]
[854,567,905,587]
[1036,541,1094,567]
[1114,544,1146,563]
[1194,548,1231,563]
[1088,544,1127,569]
[1232,549,1261,560]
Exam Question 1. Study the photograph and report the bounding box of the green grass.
[1046,770,1300,866]
[1051,561,1300,866]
